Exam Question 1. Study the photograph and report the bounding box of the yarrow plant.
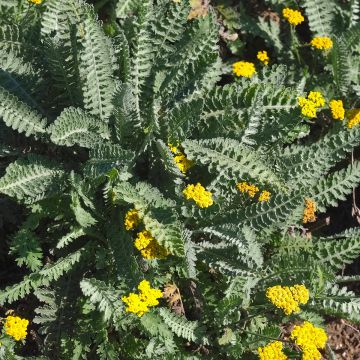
[266,284,310,315]
[290,322,328,360]
[257,50,269,65]
[282,8,305,26]
[258,341,287,360]
[121,280,163,317]
[298,91,325,118]
[232,61,256,78]
[0,0,359,359]
[310,36,333,50]
[329,99,345,120]
[3,316,29,342]
[183,183,214,208]
[124,208,141,231]
[303,198,317,224]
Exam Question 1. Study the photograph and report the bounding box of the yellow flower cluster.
[298,91,325,118]
[347,109,360,128]
[266,284,309,315]
[290,322,327,360]
[307,91,325,107]
[258,190,271,202]
[168,143,193,174]
[282,8,305,26]
[121,280,162,317]
[258,341,287,360]
[124,208,141,231]
[4,316,29,341]
[232,61,256,78]
[134,230,168,260]
[310,37,333,50]
[257,51,269,65]
[237,182,259,197]
[183,183,213,208]
[28,0,42,4]
[329,99,345,120]
[303,198,316,224]
[237,182,271,202]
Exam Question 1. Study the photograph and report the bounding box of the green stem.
[240,329,290,343]
[290,26,302,65]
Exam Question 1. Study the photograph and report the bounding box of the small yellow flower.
[298,98,317,118]
[258,341,287,360]
[298,91,325,118]
[347,109,360,128]
[282,8,304,26]
[168,143,179,154]
[329,99,345,120]
[258,190,271,202]
[183,183,213,208]
[4,316,29,341]
[266,284,309,315]
[232,61,256,78]
[307,91,325,108]
[124,209,141,231]
[173,153,193,174]
[257,50,269,65]
[168,143,193,174]
[134,230,168,259]
[303,198,316,224]
[121,280,162,317]
[28,0,42,4]
[290,321,327,360]
[236,182,259,198]
[310,37,333,50]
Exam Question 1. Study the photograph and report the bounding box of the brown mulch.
[327,320,360,359]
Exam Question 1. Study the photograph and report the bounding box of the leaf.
[49,107,110,147]
[0,156,65,203]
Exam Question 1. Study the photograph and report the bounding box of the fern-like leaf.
[49,107,109,147]
[0,156,65,203]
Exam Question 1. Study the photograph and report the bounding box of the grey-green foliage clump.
[0,0,359,359]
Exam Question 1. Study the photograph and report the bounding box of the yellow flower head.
[310,37,333,50]
[298,91,325,118]
[258,190,271,202]
[168,143,193,174]
[236,182,259,198]
[307,91,325,108]
[232,61,256,78]
[28,0,42,4]
[174,153,193,174]
[138,280,163,307]
[282,8,305,26]
[290,321,327,353]
[4,316,29,341]
[303,198,316,224]
[168,143,179,154]
[121,280,162,317]
[298,98,317,118]
[134,230,168,259]
[183,183,213,208]
[347,109,360,128]
[329,99,345,120]
[258,341,287,360]
[257,50,269,65]
[124,209,141,231]
[266,284,309,315]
